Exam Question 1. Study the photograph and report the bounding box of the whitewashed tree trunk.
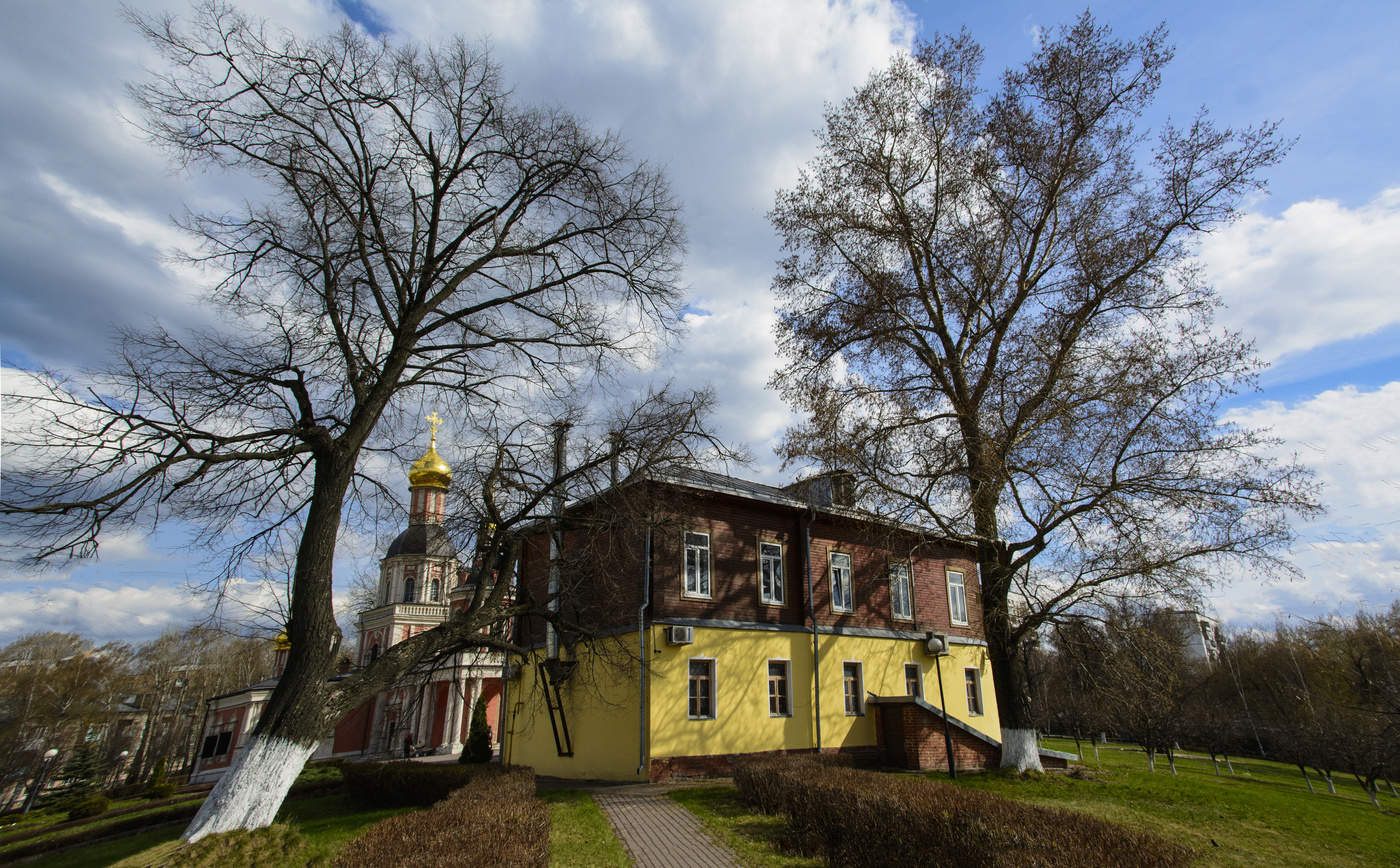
[1366,783,1380,809]
[1387,778,1397,798]
[1167,750,1178,775]
[1300,766,1314,794]
[1147,749,1156,772]
[1325,772,1336,795]
[1210,753,1220,776]
[1225,755,1235,775]
[182,735,316,842]
[999,728,1043,772]
[1092,741,1099,763]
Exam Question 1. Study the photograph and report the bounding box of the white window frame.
[767,659,792,717]
[684,531,712,599]
[759,541,785,605]
[964,667,983,716]
[688,657,716,720]
[890,561,913,621]
[904,662,922,699]
[842,660,864,716]
[947,569,968,626]
[830,552,853,614]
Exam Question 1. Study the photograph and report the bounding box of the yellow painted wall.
[502,643,646,781]
[504,626,1000,780]
[648,626,1000,759]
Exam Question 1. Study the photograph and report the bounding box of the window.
[429,578,442,602]
[199,734,218,759]
[402,577,415,603]
[842,661,864,715]
[965,668,983,715]
[830,552,853,613]
[890,562,913,620]
[759,541,785,604]
[905,663,922,699]
[214,731,233,755]
[947,570,968,625]
[688,658,716,719]
[767,660,792,716]
[369,642,380,662]
[684,532,711,598]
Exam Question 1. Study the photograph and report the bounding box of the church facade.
[189,431,504,784]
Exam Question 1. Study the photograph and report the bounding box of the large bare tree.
[770,15,1319,769]
[0,1,713,837]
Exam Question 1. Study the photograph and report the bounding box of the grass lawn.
[668,786,820,868]
[540,789,632,868]
[36,794,413,868]
[933,738,1400,867]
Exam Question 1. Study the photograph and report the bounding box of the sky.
[1,0,1397,645]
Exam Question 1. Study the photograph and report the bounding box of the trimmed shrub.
[337,767,545,867]
[733,756,1193,868]
[462,694,493,764]
[145,782,177,799]
[341,760,521,808]
[156,823,312,867]
[65,793,112,820]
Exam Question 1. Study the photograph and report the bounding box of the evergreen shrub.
[462,694,493,763]
[337,768,544,867]
[732,756,1193,868]
[65,793,112,820]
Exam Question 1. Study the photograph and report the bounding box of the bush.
[65,793,112,820]
[341,760,521,808]
[155,823,312,867]
[733,756,1193,868]
[338,768,545,867]
[145,782,177,799]
[462,694,493,764]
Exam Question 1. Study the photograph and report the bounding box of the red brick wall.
[649,745,882,782]
[333,700,374,754]
[874,704,1000,771]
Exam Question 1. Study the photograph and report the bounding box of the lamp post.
[928,634,957,779]
[21,748,59,813]
[108,750,130,788]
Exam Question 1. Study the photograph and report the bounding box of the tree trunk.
[1365,780,1380,809]
[981,547,1043,773]
[1387,778,1397,798]
[1299,765,1314,794]
[1210,752,1219,776]
[181,455,352,841]
[1147,748,1156,772]
[1072,729,1082,761]
[1224,754,1234,775]
[1166,747,1177,775]
[1092,740,1099,763]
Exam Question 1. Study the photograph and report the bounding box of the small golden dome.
[409,411,452,488]
[408,442,452,488]
[274,631,291,651]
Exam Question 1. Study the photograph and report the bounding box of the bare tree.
[769,15,1319,768]
[0,1,708,838]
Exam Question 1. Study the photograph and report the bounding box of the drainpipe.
[637,524,652,777]
[805,506,822,752]
[547,422,570,659]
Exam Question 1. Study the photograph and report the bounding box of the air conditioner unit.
[667,625,695,645]
[925,632,949,656]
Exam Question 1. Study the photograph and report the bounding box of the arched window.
[402,577,415,603]
[370,643,380,662]
[429,578,441,602]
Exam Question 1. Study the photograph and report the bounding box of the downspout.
[805,506,822,752]
[636,523,652,777]
[547,422,570,660]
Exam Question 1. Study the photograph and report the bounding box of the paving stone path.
[592,784,743,868]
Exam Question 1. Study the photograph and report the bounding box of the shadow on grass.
[668,786,820,868]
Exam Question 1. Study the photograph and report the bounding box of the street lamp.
[107,750,130,788]
[21,748,59,814]
[926,633,958,779]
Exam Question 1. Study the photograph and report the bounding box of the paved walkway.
[592,783,743,868]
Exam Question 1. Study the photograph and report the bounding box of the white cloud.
[1201,188,1400,362]
[0,584,206,644]
[1214,383,1400,622]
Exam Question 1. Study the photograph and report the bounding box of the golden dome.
[408,442,452,488]
[274,631,291,651]
[408,412,451,488]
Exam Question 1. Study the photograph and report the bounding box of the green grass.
[33,793,413,868]
[932,739,1400,867]
[540,789,632,868]
[667,786,820,868]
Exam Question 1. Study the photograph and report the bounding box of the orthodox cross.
[425,411,443,447]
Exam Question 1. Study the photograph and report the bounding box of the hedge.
[733,756,1193,868]
[341,760,518,808]
[337,767,545,867]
